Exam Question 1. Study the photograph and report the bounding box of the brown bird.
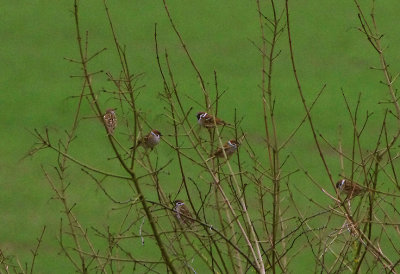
[197,112,230,128]
[173,200,194,226]
[103,108,117,135]
[336,179,366,198]
[134,129,162,150]
[212,139,240,159]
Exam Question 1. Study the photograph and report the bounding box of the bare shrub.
[24,0,400,273]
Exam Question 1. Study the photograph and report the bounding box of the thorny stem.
[73,1,177,272]
[257,0,285,272]
[160,2,266,271]
[285,0,334,190]
[29,226,46,274]
[26,1,400,273]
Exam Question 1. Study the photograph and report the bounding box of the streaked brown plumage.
[173,200,194,226]
[213,139,240,159]
[134,129,162,150]
[336,179,366,198]
[197,112,229,128]
[103,108,117,135]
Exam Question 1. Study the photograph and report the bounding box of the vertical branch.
[285,0,334,186]
[256,0,286,271]
[29,226,46,274]
[103,0,139,170]
[161,0,211,110]
[73,1,178,272]
[354,0,400,152]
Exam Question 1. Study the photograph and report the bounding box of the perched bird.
[103,108,117,135]
[134,129,162,150]
[196,112,230,128]
[212,139,240,159]
[173,200,194,226]
[336,179,366,198]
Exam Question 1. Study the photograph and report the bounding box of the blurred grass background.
[1,0,399,272]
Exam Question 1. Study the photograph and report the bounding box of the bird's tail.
[222,121,235,129]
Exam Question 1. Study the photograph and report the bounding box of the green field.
[1,1,400,272]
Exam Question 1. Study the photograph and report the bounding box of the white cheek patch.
[339,179,345,189]
[200,113,207,119]
[151,131,157,137]
[228,141,237,148]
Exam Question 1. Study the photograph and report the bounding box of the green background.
[1,0,399,272]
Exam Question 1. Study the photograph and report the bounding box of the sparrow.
[103,108,117,135]
[196,112,230,128]
[212,139,240,159]
[173,200,194,226]
[133,129,162,150]
[336,179,366,198]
